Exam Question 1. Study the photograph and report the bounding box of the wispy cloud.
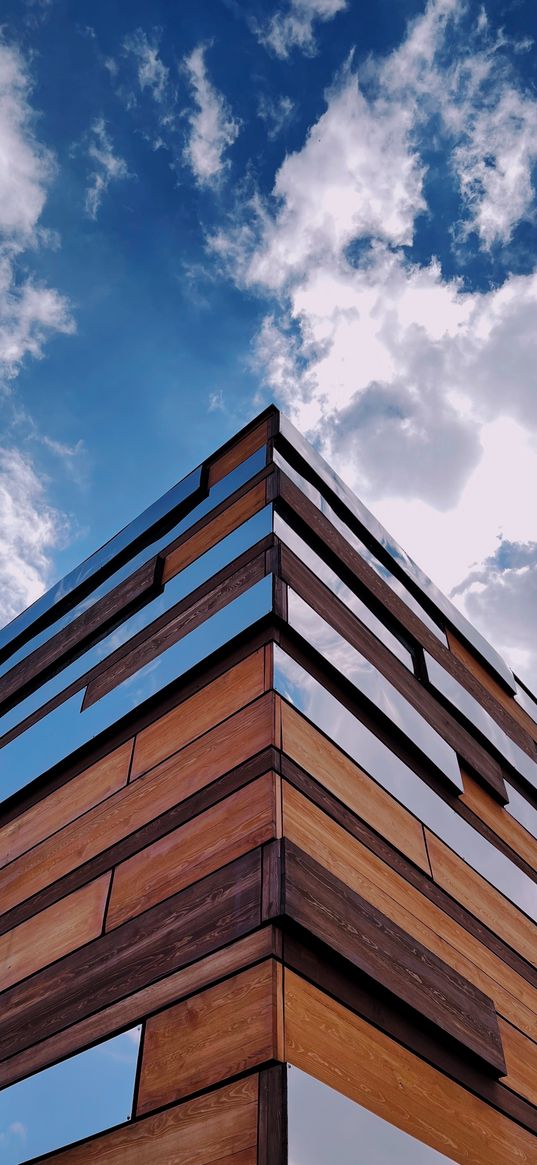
[84,118,131,219]
[123,28,169,104]
[257,93,294,139]
[257,0,347,59]
[183,45,240,186]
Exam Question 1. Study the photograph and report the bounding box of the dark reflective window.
[279,414,515,692]
[424,652,537,792]
[288,1065,458,1164]
[1,447,267,682]
[505,781,537,842]
[0,1029,140,1164]
[515,677,537,729]
[274,515,413,670]
[274,449,448,644]
[287,589,462,792]
[0,576,272,801]
[274,647,537,921]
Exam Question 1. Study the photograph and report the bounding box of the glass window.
[274,646,537,922]
[515,677,537,729]
[287,590,462,792]
[274,514,413,670]
[505,781,537,842]
[0,1029,140,1164]
[288,1065,457,1164]
[425,653,537,793]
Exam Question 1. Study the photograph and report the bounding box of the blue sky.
[1,0,537,690]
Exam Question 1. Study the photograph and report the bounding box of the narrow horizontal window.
[0,1029,140,1164]
[515,677,537,728]
[505,781,537,842]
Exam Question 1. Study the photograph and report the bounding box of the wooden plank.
[281,544,506,801]
[280,700,430,873]
[137,961,279,1115]
[0,875,110,993]
[449,629,537,744]
[426,831,537,968]
[208,420,268,486]
[0,740,132,870]
[258,1065,287,1165]
[0,929,277,1091]
[0,557,161,711]
[162,481,267,582]
[285,972,537,1165]
[499,1018,537,1108]
[284,841,506,1075]
[0,694,274,918]
[131,650,265,779]
[0,848,263,1062]
[39,1076,258,1165]
[461,769,537,876]
[83,548,267,707]
[106,773,279,929]
[281,782,537,1038]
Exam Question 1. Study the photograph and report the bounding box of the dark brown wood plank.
[280,542,506,802]
[283,840,507,1075]
[258,1065,287,1165]
[0,558,162,713]
[208,419,269,486]
[284,935,537,1138]
[83,542,270,707]
[0,847,264,1062]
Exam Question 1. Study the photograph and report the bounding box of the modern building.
[0,405,536,1164]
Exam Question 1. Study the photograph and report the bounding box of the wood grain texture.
[208,420,268,485]
[39,1076,258,1165]
[106,773,279,929]
[0,695,274,918]
[282,782,537,1039]
[284,841,506,1074]
[0,557,161,711]
[499,1018,537,1108]
[285,972,537,1165]
[449,629,537,745]
[83,547,267,707]
[280,699,430,873]
[131,650,265,779]
[0,929,277,1091]
[0,874,110,993]
[461,770,537,875]
[137,961,280,1115]
[162,481,267,583]
[0,848,263,1062]
[0,739,132,870]
[426,831,537,968]
[258,1065,287,1165]
[281,543,506,801]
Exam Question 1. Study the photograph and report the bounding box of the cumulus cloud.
[84,118,130,219]
[0,446,68,626]
[258,0,347,60]
[183,45,240,186]
[452,539,537,685]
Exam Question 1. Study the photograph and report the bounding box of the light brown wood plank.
[40,1076,258,1165]
[0,930,276,1090]
[0,695,274,917]
[499,1018,537,1108]
[131,650,265,778]
[426,831,536,968]
[106,773,279,929]
[285,972,537,1165]
[137,961,279,1116]
[0,741,133,870]
[208,420,268,486]
[448,629,537,743]
[280,700,430,873]
[162,481,267,583]
[461,769,537,875]
[282,782,537,1039]
[0,875,110,992]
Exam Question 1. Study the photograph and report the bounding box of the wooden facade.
[0,406,536,1163]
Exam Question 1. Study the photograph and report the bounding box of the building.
[0,405,536,1164]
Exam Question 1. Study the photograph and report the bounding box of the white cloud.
[123,29,169,103]
[84,118,130,219]
[0,446,68,627]
[9,1121,27,1141]
[183,45,240,186]
[258,0,347,60]
[257,93,294,139]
